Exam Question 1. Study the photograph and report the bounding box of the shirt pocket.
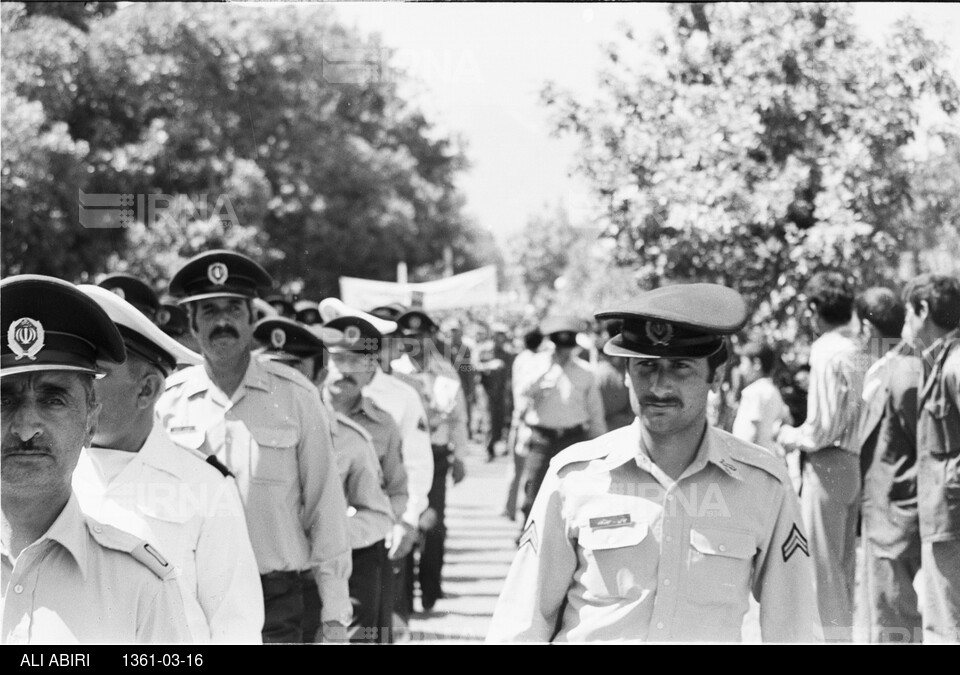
[687,527,756,606]
[250,425,299,484]
[577,521,651,600]
[923,398,960,460]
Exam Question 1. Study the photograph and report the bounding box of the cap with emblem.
[397,309,438,336]
[97,273,161,322]
[155,301,190,338]
[369,303,408,323]
[1,275,126,378]
[253,317,326,363]
[77,285,203,376]
[319,297,398,337]
[540,316,580,349]
[324,315,383,355]
[264,294,296,319]
[167,250,273,304]
[595,283,748,359]
[294,299,322,326]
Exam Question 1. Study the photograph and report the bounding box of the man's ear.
[137,370,165,409]
[709,362,727,393]
[918,300,931,322]
[84,401,102,448]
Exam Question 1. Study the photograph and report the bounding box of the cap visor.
[177,291,251,305]
[0,364,106,379]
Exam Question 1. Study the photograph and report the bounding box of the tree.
[2,2,496,296]
[543,2,960,344]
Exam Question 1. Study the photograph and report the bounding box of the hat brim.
[177,291,252,305]
[0,363,106,379]
[602,333,724,359]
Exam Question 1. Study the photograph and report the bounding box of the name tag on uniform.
[170,425,196,433]
[589,514,632,529]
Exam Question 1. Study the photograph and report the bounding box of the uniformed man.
[1,274,191,644]
[73,284,265,644]
[321,299,434,635]
[902,273,960,643]
[156,298,201,354]
[98,272,161,323]
[487,284,822,642]
[155,250,352,643]
[294,299,322,326]
[321,314,410,643]
[515,316,607,525]
[392,308,469,612]
[253,316,395,644]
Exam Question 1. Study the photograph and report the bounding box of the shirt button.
[14,584,23,594]
[93,525,103,533]
[656,622,664,630]
[665,535,673,543]
[663,578,671,586]
[666,494,674,501]
[719,544,727,552]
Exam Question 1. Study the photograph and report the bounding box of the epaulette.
[260,357,317,394]
[336,412,374,443]
[163,364,196,390]
[549,437,610,474]
[718,431,789,484]
[205,454,234,478]
[87,519,178,581]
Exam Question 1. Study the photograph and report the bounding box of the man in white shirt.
[73,284,264,644]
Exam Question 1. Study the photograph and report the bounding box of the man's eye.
[41,397,66,407]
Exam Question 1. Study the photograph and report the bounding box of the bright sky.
[325,2,960,245]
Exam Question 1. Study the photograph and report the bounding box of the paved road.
[402,443,518,644]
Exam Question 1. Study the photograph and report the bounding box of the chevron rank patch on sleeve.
[517,521,538,554]
[781,523,809,562]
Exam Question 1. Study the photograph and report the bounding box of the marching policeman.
[155,250,353,643]
[2,275,191,644]
[98,272,161,323]
[487,284,822,642]
[73,284,265,644]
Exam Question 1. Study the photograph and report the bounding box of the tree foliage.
[542,2,960,343]
[2,2,494,297]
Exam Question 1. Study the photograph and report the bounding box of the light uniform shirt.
[73,424,264,644]
[364,369,434,529]
[329,407,396,550]
[156,357,352,623]
[517,352,607,438]
[778,328,865,455]
[391,354,470,459]
[332,393,409,523]
[2,494,191,645]
[732,377,789,454]
[487,421,822,643]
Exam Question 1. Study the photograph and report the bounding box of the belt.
[529,424,585,440]
[260,570,312,581]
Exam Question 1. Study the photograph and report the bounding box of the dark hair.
[741,342,778,376]
[902,274,960,331]
[855,287,905,339]
[804,271,855,326]
[523,328,543,352]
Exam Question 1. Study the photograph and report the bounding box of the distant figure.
[593,319,634,432]
[442,318,477,439]
[502,327,544,521]
[476,323,515,461]
[731,342,790,455]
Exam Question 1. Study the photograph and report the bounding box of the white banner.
[339,265,499,311]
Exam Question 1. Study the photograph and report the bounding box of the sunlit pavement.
[402,442,519,644]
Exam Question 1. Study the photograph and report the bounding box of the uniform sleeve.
[752,480,823,642]
[197,478,265,643]
[137,578,194,644]
[584,372,608,439]
[297,390,353,622]
[486,466,576,642]
[378,418,409,522]
[397,392,435,530]
[343,433,395,549]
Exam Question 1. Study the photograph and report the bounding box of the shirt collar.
[182,354,270,398]
[627,423,744,482]
[2,493,91,580]
[922,327,960,364]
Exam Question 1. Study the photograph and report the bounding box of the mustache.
[640,396,682,406]
[2,438,50,455]
[209,326,239,340]
[332,373,359,387]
